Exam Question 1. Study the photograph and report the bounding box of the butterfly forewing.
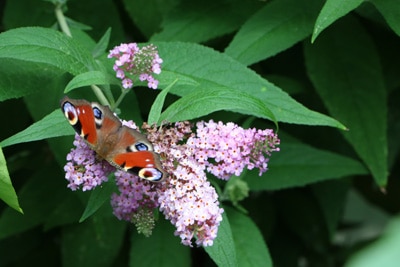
[112,151,167,182]
[61,97,98,146]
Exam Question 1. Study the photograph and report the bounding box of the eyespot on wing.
[112,151,167,182]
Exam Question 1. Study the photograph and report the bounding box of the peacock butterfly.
[60,96,167,182]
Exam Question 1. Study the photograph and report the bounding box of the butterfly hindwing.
[112,151,166,182]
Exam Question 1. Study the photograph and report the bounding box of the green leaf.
[123,0,174,38]
[305,15,388,186]
[79,180,117,222]
[0,147,22,213]
[62,216,126,267]
[0,26,100,100]
[312,180,350,238]
[276,190,330,249]
[0,27,97,75]
[344,214,400,267]
[247,136,368,190]
[0,165,68,239]
[64,71,117,93]
[69,28,96,52]
[370,0,400,37]
[342,190,389,241]
[160,86,277,125]
[226,207,273,267]
[92,28,111,58]
[0,59,67,101]
[0,110,74,148]
[21,83,78,165]
[151,0,259,43]
[148,79,177,125]
[130,217,191,267]
[157,42,345,128]
[225,0,322,65]
[204,211,237,267]
[44,194,83,231]
[67,0,125,42]
[0,21,113,101]
[312,0,363,42]
[3,0,54,29]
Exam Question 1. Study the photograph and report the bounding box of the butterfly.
[60,96,167,182]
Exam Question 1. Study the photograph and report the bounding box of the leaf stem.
[54,3,71,37]
[55,2,112,108]
[91,85,110,106]
[113,89,129,110]
[55,2,111,107]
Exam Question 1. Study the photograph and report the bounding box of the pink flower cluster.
[187,120,280,179]
[111,170,158,219]
[145,122,224,246]
[63,120,280,247]
[110,120,161,235]
[158,162,223,246]
[64,135,114,191]
[108,43,162,89]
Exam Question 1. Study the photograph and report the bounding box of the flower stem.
[54,3,71,37]
[113,89,129,110]
[91,85,110,106]
[54,2,111,107]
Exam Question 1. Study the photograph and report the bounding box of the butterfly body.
[61,96,166,182]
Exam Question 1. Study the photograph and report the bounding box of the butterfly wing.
[61,97,99,146]
[61,96,167,182]
[104,125,167,182]
[112,151,167,182]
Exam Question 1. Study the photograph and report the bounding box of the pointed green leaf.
[0,110,73,148]
[226,207,273,267]
[0,27,99,101]
[225,0,322,65]
[0,165,67,239]
[345,215,400,267]
[64,71,117,93]
[305,15,388,186]
[157,42,345,129]
[0,27,97,75]
[204,211,237,267]
[79,180,117,222]
[0,147,22,213]
[44,194,83,231]
[62,216,126,267]
[130,217,191,267]
[333,191,389,254]
[0,59,66,101]
[342,190,389,239]
[151,0,259,43]
[148,79,177,125]
[160,86,277,125]
[92,28,111,58]
[247,137,368,190]
[312,0,363,42]
[123,0,171,38]
[312,180,350,238]
[370,0,400,37]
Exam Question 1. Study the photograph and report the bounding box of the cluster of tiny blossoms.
[63,119,280,246]
[187,120,280,179]
[143,121,224,246]
[108,43,162,89]
[110,121,160,237]
[64,135,114,191]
